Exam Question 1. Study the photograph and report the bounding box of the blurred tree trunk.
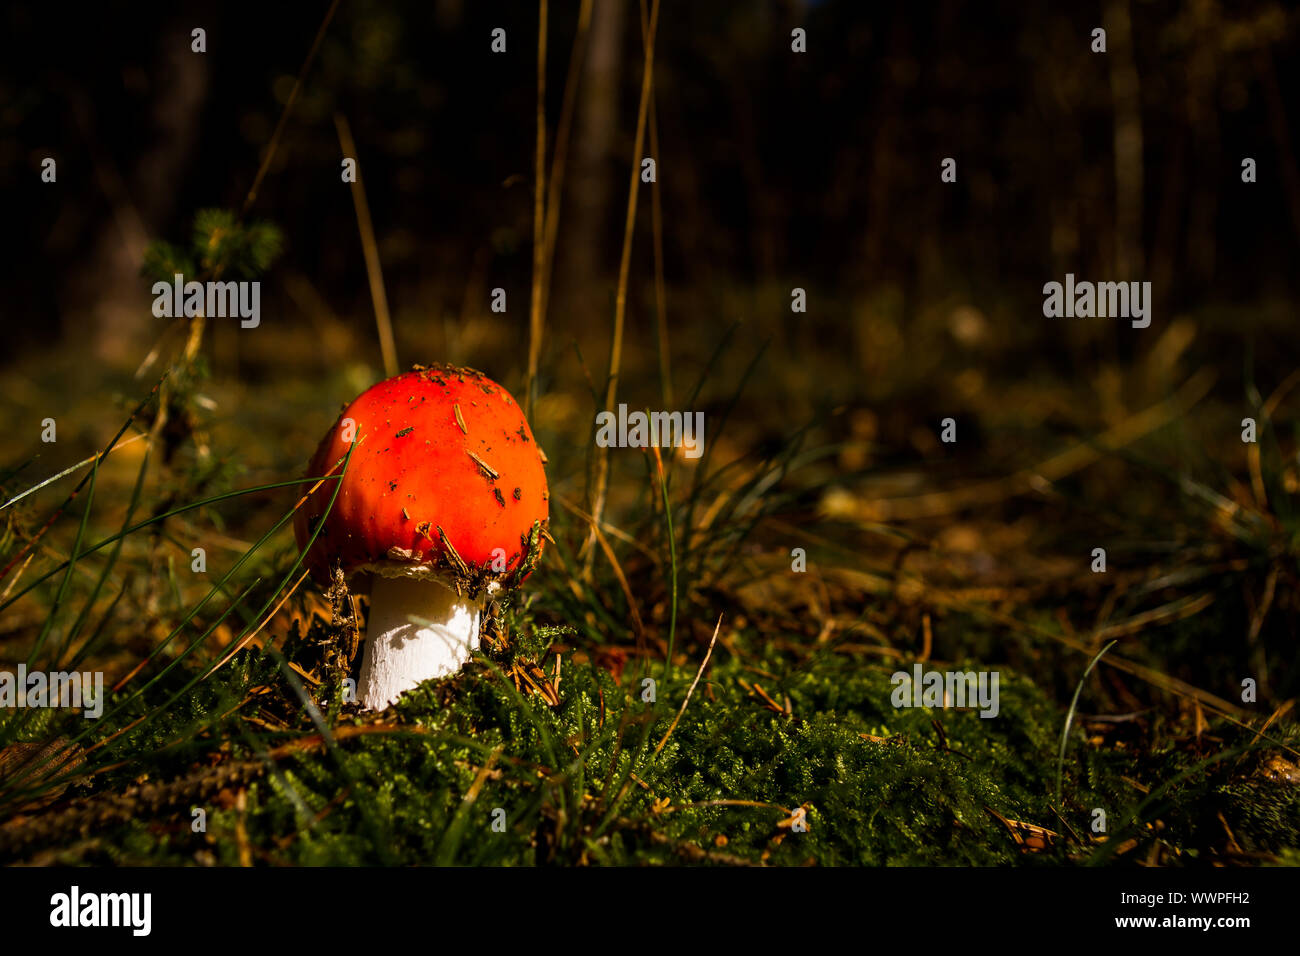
[434,0,462,30]
[1106,0,1144,282]
[559,0,625,327]
[859,15,905,287]
[61,28,207,365]
[1185,0,1220,287]
[1257,46,1300,261]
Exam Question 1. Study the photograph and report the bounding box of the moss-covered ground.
[2,215,1299,867]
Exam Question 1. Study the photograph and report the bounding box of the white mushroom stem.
[357,573,482,711]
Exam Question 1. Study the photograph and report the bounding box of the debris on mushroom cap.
[294,364,549,598]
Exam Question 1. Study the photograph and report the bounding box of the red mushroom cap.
[294,365,548,589]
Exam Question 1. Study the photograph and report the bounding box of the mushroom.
[294,364,548,710]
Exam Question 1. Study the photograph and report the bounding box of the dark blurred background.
[2,0,1297,376]
[3,0,1300,558]
[2,0,1300,726]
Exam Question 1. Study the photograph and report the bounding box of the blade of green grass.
[26,457,98,669]
[1056,639,1118,805]
[0,475,340,617]
[56,445,153,670]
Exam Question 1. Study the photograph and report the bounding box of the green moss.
[4,597,1298,867]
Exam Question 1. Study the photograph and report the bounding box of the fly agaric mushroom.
[295,364,548,710]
